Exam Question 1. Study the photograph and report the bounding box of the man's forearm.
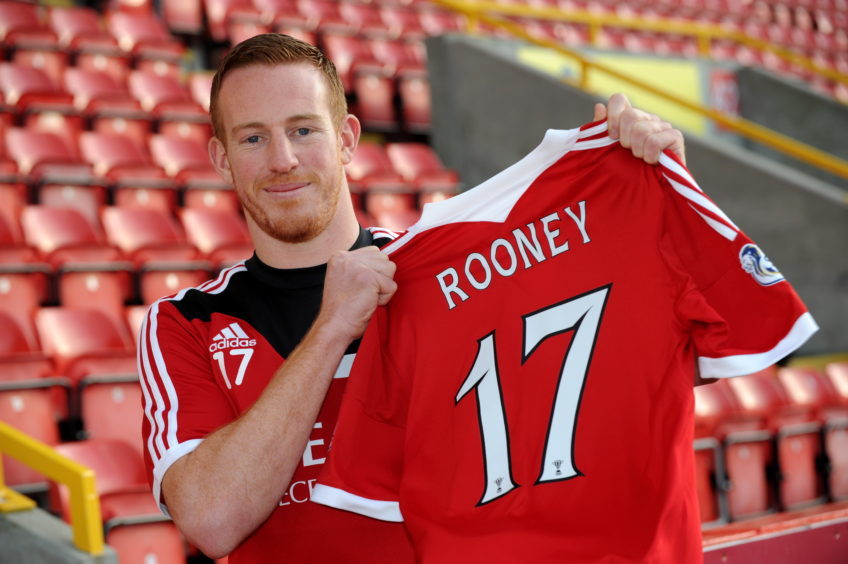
[160,319,354,558]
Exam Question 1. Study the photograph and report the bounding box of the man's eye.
[245,135,260,143]
[295,127,311,136]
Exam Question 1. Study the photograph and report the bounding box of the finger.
[635,124,685,165]
[618,109,654,152]
[592,102,607,122]
[605,93,631,139]
[376,279,398,306]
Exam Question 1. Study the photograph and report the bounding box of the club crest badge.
[739,244,785,286]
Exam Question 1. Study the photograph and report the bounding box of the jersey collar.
[245,227,375,290]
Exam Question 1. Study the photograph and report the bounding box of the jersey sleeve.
[656,151,818,378]
[137,299,235,515]
[312,305,409,522]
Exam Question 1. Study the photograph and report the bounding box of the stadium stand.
[1,0,845,561]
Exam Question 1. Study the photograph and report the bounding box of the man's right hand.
[317,246,397,343]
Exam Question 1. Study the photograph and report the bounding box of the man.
[138,33,689,562]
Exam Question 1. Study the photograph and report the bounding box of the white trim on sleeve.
[698,312,819,378]
[151,438,204,516]
[311,483,404,523]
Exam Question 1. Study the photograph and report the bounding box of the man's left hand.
[594,93,686,166]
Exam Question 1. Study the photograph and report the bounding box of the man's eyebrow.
[230,121,264,136]
[230,114,324,137]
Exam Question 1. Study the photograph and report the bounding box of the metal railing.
[0,421,104,555]
[432,0,848,182]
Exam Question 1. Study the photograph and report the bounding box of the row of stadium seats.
[0,2,187,83]
[0,0,438,134]
[694,363,848,527]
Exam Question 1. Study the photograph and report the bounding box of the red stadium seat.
[4,126,86,177]
[58,269,133,331]
[5,127,105,227]
[105,520,186,564]
[161,0,205,36]
[139,264,211,304]
[0,309,51,377]
[370,208,421,232]
[726,368,826,511]
[825,362,848,405]
[378,6,426,40]
[228,15,271,45]
[346,141,415,214]
[0,385,63,491]
[46,6,131,87]
[340,2,393,38]
[385,142,460,198]
[50,439,147,520]
[63,68,152,147]
[0,269,47,350]
[106,11,185,79]
[296,0,354,33]
[693,375,778,521]
[182,186,240,214]
[187,71,213,113]
[34,307,135,385]
[353,72,397,131]
[0,3,63,87]
[0,62,72,112]
[346,141,410,191]
[273,19,317,46]
[780,365,848,501]
[180,208,253,268]
[47,5,108,45]
[367,37,426,76]
[79,131,176,212]
[148,134,229,194]
[203,0,261,42]
[321,32,380,94]
[125,304,148,345]
[50,439,186,564]
[127,70,211,145]
[9,35,67,92]
[397,73,432,133]
[0,1,48,42]
[100,206,210,304]
[694,380,740,525]
[0,210,40,265]
[79,376,144,459]
[20,205,121,266]
[0,306,68,420]
[24,109,85,160]
[101,206,198,263]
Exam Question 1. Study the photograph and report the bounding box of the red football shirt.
[138,228,414,563]
[313,123,818,563]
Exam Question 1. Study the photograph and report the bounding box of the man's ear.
[209,136,233,185]
[339,114,361,165]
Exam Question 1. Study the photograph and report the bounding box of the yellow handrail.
[432,0,848,182]
[437,1,848,86]
[0,422,104,555]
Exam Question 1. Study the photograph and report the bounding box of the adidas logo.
[208,322,257,352]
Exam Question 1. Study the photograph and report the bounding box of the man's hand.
[594,93,686,166]
[318,246,397,342]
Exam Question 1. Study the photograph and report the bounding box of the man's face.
[210,63,356,244]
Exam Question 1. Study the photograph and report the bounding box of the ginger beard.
[238,163,344,244]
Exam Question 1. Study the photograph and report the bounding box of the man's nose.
[268,137,299,172]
